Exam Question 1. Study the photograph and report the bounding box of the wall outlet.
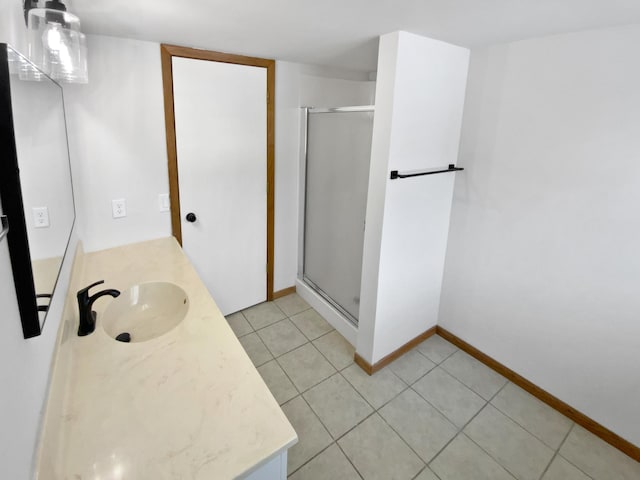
[32,207,50,228]
[158,193,170,212]
[112,199,127,218]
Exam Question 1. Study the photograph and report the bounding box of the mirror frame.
[0,43,75,338]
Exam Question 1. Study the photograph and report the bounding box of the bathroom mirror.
[0,44,75,338]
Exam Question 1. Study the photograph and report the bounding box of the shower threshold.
[302,276,359,327]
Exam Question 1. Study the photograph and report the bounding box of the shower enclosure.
[301,106,374,326]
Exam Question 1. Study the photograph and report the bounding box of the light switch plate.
[158,193,170,212]
[32,206,50,228]
[112,199,126,218]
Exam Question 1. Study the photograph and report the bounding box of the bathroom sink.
[101,282,189,343]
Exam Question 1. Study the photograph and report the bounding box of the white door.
[172,57,267,315]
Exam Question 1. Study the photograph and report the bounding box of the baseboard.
[354,326,437,375]
[436,326,640,462]
[272,286,296,299]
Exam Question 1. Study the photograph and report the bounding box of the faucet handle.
[77,280,105,298]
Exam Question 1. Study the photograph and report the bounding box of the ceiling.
[67,0,640,72]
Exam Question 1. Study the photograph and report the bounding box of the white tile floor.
[228,294,640,480]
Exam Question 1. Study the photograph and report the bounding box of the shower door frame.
[298,105,375,329]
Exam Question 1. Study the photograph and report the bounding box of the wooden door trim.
[160,44,276,301]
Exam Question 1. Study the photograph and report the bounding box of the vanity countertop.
[39,237,297,479]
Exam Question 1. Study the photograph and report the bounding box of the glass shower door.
[303,108,373,325]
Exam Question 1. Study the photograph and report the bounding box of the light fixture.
[25,0,88,83]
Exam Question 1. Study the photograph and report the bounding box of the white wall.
[439,23,640,446]
[358,31,469,364]
[300,72,375,107]
[63,35,172,253]
[0,0,27,53]
[64,36,374,294]
[11,78,75,261]
[0,5,80,478]
[273,61,301,292]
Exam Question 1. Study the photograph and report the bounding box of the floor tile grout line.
[285,439,364,479]
[272,341,324,396]
[270,299,287,316]
[424,402,490,465]
[331,409,411,478]
[239,330,276,367]
[405,384,459,432]
[424,339,460,365]
[241,300,287,329]
[451,381,550,480]
[387,351,439,385]
[328,368,442,474]
[411,364,487,421]
[407,345,462,390]
[413,346,440,365]
[313,341,354,371]
[426,380,509,472]
[436,349,509,403]
[255,318,309,358]
[453,432,518,479]
[339,366,409,413]
[253,316,295,335]
[253,307,336,356]
[295,370,417,478]
[301,370,371,436]
[269,351,304,398]
[374,386,432,469]
[411,465,443,480]
[331,409,379,443]
[287,310,335,342]
[273,294,313,318]
[553,425,597,480]
[293,375,372,478]
[556,455,596,480]
[336,369,397,413]
[488,384,574,453]
[287,394,335,474]
[290,401,380,478]
[307,327,356,372]
[242,298,350,375]
[250,318,350,394]
[275,294,314,317]
[311,326,340,343]
[285,438,334,476]
[537,423,578,480]
[335,440,366,480]
[225,310,255,337]
[410,467,427,480]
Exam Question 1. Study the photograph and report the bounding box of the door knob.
[185,212,197,223]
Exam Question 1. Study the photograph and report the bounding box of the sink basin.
[101,282,189,343]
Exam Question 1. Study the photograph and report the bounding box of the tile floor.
[227,294,640,480]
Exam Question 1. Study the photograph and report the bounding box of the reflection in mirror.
[0,44,75,337]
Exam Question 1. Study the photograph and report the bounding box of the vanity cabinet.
[36,238,297,479]
[243,452,287,480]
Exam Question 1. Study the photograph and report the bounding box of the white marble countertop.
[39,237,297,479]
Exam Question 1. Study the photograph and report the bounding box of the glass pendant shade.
[27,7,88,83]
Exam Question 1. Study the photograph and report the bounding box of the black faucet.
[77,280,121,336]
